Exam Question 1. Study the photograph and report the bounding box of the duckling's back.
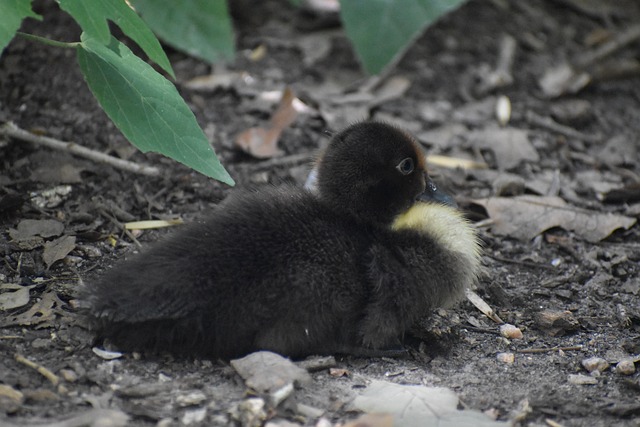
[84,186,376,358]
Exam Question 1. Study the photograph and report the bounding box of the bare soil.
[1,0,640,426]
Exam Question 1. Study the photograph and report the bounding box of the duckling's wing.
[83,222,218,323]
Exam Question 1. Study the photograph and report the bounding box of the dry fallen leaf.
[0,290,66,328]
[468,127,539,170]
[472,195,636,242]
[539,63,591,98]
[466,289,504,324]
[30,163,84,184]
[235,87,298,159]
[43,235,76,268]
[9,219,64,241]
[351,380,507,427]
[0,284,35,310]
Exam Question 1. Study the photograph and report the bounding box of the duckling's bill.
[418,177,457,207]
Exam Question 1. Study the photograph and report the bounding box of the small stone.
[176,391,207,407]
[496,352,515,364]
[0,384,24,404]
[582,357,610,374]
[499,324,523,340]
[229,398,267,427]
[550,99,592,125]
[535,309,579,336]
[92,347,123,360]
[23,388,59,402]
[568,374,598,385]
[182,407,207,425]
[265,419,302,427]
[57,384,69,395]
[615,359,636,375]
[315,418,333,427]
[329,368,350,377]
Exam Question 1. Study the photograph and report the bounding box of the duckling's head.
[317,121,429,225]
[316,121,482,293]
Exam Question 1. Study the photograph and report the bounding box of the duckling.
[82,121,480,359]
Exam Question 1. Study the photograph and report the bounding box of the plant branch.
[1,122,160,177]
[16,31,80,49]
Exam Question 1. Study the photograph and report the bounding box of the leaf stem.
[17,32,80,49]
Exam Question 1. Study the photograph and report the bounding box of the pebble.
[496,352,515,364]
[581,357,610,374]
[176,391,207,407]
[499,324,523,340]
[230,398,267,427]
[0,384,23,414]
[568,374,597,385]
[615,359,636,375]
[181,407,207,425]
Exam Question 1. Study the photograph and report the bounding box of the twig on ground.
[516,345,583,354]
[97,207,143,249]
[23,409,129,427]
[574,24,640,69]
[525,111,602,144]
[478,34,517,94]
[15,353,59,386]
[465,289,504,324]
[489,253,556,270]
[241,152,314,170]
[0,122,160,177]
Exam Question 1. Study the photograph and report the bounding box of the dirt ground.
[2,0,640,426]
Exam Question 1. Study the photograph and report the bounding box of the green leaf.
[0,0,41,55]
[340,0,466,74]
[58,0,174,77]
[131,0,234,64]
[77,33,234,186]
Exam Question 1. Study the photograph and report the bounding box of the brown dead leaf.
[9,219,64,240]
[43,235,76,268]
[369,76,411,107]
[472,195,636,242]
[297,31,335,67]
[418,123,468,149]
[597,135,637,167]
[0,284,35,310]
[235,87,298,159]
[1,290,67,328]
[469,127,539,170]
[351,380,507,426]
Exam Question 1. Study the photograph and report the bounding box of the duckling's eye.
[396,157,414,175]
